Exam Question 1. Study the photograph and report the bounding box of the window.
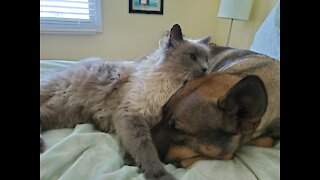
[40,0,102,34]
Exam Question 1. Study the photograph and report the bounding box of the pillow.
[250,0,280,61]
[274,1,280,31]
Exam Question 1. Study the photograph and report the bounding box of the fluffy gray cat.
[40,24,211,180]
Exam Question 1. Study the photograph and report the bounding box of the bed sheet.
[40,60,280,180]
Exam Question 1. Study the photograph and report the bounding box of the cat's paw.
[146,172,177,180]
[123,152,136,166]
[144,167,177,180]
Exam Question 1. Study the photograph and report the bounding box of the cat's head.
[159,24,211,81]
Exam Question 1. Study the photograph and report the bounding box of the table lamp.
[218,0,254,46]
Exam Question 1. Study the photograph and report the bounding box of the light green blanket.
[40,60,280,180]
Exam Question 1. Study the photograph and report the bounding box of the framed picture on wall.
[129,0,163,15]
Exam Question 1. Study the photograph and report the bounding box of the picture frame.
[129,0,163,15]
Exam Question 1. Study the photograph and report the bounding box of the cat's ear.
[168,24,184,48]
[217,75,268,134]
[195,35,211,45]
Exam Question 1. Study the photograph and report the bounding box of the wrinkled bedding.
[40,60,280,180]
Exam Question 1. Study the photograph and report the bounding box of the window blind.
[40,0,102,34]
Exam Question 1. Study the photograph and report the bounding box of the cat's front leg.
[114,115,176,180]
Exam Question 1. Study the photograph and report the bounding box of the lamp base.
[227,18,233,47]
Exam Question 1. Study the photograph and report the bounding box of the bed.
[40,1,280,180]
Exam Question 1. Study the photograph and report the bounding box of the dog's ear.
[168,24,184,48]
[217,75,268,134]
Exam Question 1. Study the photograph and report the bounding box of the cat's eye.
[189,53,197,61]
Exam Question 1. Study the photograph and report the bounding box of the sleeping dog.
[152,46,280,168]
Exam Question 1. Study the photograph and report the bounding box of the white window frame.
[40,0,103,34]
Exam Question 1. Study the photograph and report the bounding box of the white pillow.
[250,1,280,61]
[274,1,280,32]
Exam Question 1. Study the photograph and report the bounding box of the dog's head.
[152,73,268,165]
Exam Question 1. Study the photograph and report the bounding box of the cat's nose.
[201,68,208,73]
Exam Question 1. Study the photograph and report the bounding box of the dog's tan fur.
[152,46,280,167]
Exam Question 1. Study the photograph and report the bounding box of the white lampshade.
[218,0,254,21]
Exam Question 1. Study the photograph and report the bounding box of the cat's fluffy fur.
[40,24,211,180]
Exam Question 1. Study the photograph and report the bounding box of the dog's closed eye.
[170,122,186,134]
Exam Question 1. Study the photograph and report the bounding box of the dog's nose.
[201,68,208,73]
